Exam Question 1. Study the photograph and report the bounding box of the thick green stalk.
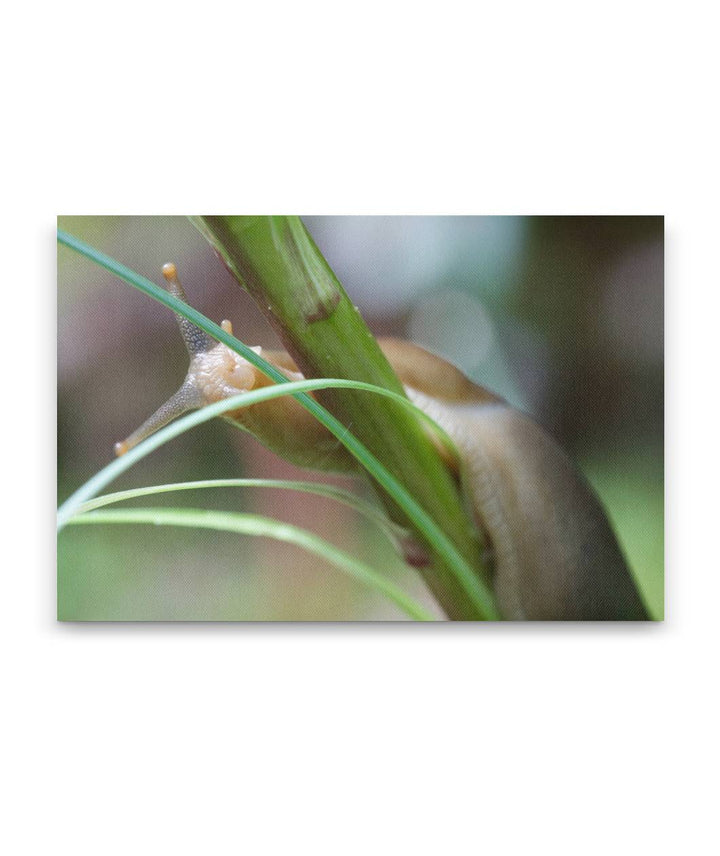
[193,216,492,619]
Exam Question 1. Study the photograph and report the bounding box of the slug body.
[383,342,647,620]
[116,264,648,620]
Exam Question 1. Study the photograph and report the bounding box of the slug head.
[113,263,267,456]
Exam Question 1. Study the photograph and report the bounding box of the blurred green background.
[57,216,663,620]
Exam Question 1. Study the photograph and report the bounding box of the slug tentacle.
[114,381,203,456]
[161,262,215,356]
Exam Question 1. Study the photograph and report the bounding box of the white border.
[4,2,716,853]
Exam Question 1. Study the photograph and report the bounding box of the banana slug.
[115,263,648,621]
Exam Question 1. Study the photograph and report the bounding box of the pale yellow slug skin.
[405,391,647,620]
[122,326,647,620]
[201,337,648,620]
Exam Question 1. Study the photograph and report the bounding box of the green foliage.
[57,229,500,620]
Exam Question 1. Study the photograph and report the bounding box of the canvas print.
[57,216,663,621]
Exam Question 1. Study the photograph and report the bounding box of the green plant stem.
[69,508,435,621]
[192,216,493,619]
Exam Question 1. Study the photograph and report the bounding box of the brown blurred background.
[57,216,663,620]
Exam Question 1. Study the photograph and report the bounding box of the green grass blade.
[68,508,435,621]
[76,478,410,546]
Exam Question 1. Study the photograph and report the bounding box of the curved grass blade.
[68,507,435,621]
[76,478,410,547]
